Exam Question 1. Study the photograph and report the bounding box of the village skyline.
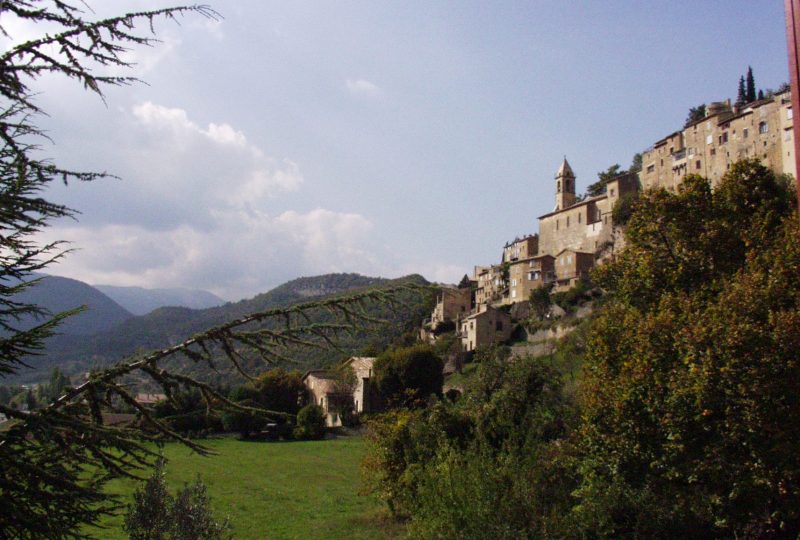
[13,1,791,300]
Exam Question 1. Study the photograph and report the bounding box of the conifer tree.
[746,66,756,103]
[736,75,747,107]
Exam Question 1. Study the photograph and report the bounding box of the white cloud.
[44,207,378,301]
[346,78,381,96]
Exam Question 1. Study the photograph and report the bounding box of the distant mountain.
[12,273,433,385]
[94,285,224,315]
[10,275,133,336]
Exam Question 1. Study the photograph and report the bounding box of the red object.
[786,0,800,214]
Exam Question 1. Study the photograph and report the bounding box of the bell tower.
[555,157,576,210]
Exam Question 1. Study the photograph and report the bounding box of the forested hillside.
[15,273,432,385]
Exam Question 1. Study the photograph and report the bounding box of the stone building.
[639,90,795,191]
[459,305,512,352]
[554,249,595,290]
[507,254,555,303]
[430,287,471,327]
[536,158,638,290]
[474,264,505,307]
[302,356,377,427]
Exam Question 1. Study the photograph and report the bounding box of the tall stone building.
[537,158,638,285]
[640,90,795,191]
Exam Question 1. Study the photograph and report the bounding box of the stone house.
[507,254,555,303]
[430,287,471,328]
[474,264,505,307]
[302,357,377,426]
[553,249,595,291]
[459,305,512,352]
[639,90,795,191]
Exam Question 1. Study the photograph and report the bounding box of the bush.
[373,344,443,409]
[293,404,326,440]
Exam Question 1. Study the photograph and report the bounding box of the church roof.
[556,157,575,178]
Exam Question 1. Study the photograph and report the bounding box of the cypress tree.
[736,76,747,107]
[746,66,757,103]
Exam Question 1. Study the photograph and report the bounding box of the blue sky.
[9,1,791,299]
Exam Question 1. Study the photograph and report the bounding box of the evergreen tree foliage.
[124,460,231,540]
[746,65,756,103]
[0,2,427,537]
[586,164,621,197]
[373,344,443,408]
[736,75,747,107]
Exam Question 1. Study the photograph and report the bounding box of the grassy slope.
[89,437,404,540]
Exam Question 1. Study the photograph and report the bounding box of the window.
[759,121,768,134]
[719,132,728,144]
[646,164,655,173]
[578,213,581,224]
[788,108,794,120]
[743,128,749,138]
[710,148,716,156]
[511,290,516,299]
[696,160,701,170]
[556,219,559,230]
[706,134,713,145]
[566,216,570,226]
[610,188,615,196]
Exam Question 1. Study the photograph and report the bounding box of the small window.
[759,121,768,134]
[578,213,582,224]
[706,134,713,145]
[695,160,701,170]
[566,216,570,227]
[743,128,749,139]
[788,108,794,120]
[646,164,655,173]
[610,188,615,196]
[710,148,716,156]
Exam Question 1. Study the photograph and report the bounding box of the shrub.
[293,404,326,440]
[373,344,443,409]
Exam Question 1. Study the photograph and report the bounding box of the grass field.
[87,436,404,540]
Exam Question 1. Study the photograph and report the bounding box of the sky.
[4,1,792,300]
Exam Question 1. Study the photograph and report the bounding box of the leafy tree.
[293,403,327,440]
[746,65,756,103]
[0,2,425,536]
[629,152,643,174]
[373,344,443,408]
[528,284,553,321]
[586,164,621,197]
[684,104,706,127]
[578,160,800,537]
[611,191,639,226]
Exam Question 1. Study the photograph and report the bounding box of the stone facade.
[474,264,504,307]
[302,356,377,426]
[459,305,512,352]
[537,160,638,290]
[430,287,472,327]
[640,91,795,191]
[502,234,539,263]
[554,249,595,290]
[507,255,555,303]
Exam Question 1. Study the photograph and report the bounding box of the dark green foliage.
[550,279,591,314]
[736,75,747,107]
[586,164,621,197]
[222,397,268,440]
[124,460,231,540]
[457,274,471,289]
[746,65,756,103]
[432,319,455,335]
[629,152,643,174]
[684,103,706,126]
[373,344,443,408]
[528,283,553,321]
[580,160,800,537]
[293,404,326,440]
[124,460,172,540]
[363,350,573,536]
[611,191,639,226]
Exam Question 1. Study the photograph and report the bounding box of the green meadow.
[88,436,404,540]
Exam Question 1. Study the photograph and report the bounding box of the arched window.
[557,181,561,192]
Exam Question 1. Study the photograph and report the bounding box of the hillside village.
[420,87,796,354]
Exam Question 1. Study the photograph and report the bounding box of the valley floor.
[87,436,404,540]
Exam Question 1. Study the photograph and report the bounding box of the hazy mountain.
[94,285,224,315]
[13,273,433,385]
[10,275,133,336]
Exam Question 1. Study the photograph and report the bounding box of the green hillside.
[16,273,433,385]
